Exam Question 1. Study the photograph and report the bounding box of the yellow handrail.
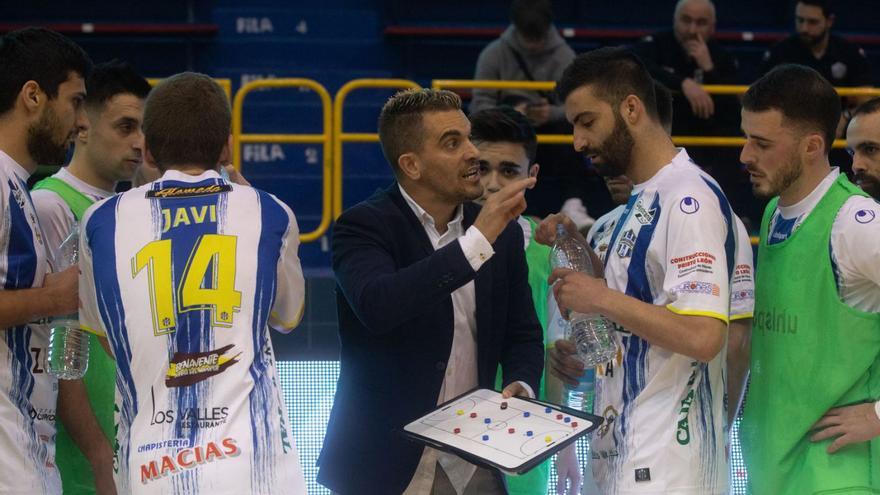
[332,78,421,218]
[431,80,868,150]
[147,78,232,101]
[232,78,333,243]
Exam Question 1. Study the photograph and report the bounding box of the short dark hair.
[556,47,659,121]
[852,97,880,119]
[742,64,840,153]
[378,88,462,173]
[510,0,553,41]
[798,0,833,18]
[653,80,674,131]
[143,72,230,170]
[86,60,151,111]
[470,107,538,164]
[0,27,92,115]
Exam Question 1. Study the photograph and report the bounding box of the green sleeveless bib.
[497,216,551,495]
[32,176,94,221]
[742,174,880,494]
[33,176,117,494]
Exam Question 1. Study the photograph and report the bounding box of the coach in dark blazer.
[317,89,544,495]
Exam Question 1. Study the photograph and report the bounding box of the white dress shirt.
[396,185,532,494]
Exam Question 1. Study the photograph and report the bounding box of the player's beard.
[27,107,71,166]
[855,170,880,200]
[753,154,803,199]
[587,112,634,178]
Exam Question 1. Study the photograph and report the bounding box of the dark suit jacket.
[317,183,544,494]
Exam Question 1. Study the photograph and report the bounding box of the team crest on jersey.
[165,344,241,387]
[633,200,656,225]
[597,405,618,438]
[147,184,231,199]
[8,179,26,210]
[616,229,636,258]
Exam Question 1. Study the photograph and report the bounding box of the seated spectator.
[472,0,606,228]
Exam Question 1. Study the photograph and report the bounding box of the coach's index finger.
[491,177,536,201]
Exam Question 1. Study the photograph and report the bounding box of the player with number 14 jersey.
[78,169,307,494]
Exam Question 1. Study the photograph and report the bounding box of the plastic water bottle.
[47,223,89,380]
[565,365,596,413]
[550,224,617,368]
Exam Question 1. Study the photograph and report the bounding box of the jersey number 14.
[132,234,242,335]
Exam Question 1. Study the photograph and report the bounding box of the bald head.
[674,0,716,44]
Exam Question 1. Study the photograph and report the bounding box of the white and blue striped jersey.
[0,150,60,494]
[589,150,742,495]
[78,169,307,494]
[588,204,755,320]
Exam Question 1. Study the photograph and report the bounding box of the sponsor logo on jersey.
[855,209,876,224]
[147,184,231,199]
[633,200,656,225]
[29,407,56,422]
[673,281,720,297]
[671,251,716,277]
[616,229,636,258]
[679,196,700,214]
[165,344,241,387]
[140,437,240,484]
[149,386,227,429]
[676,362,700,445]
[733,263,752,284]
[732,289,754,301]
[635,467,651,482]
[137,438,191,453]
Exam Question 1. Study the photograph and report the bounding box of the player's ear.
[528,163,540,179]
[216,134,233,167]
[144,147,162,174]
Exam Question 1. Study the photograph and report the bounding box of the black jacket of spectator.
[632,30,741,136]
[760,34,872,87]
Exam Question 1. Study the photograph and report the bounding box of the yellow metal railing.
[147,78,232,101]
[431,80,880,149]
[332,78,421,218]
[232,78,333,243]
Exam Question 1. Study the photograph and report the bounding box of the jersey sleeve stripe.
[665,303,730,324]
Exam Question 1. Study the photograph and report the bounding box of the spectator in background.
[761,0,873,140]
[632,0,740,137]
[760,1,872,91]
[472,0,604,229]
[632,0,758,227]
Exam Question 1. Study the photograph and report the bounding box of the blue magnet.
[482,435,489,441]
[545,407,552,413]
[484,418,491,424]
[526,431,534,437]
[523,412,531,418]
[564,417,571,423]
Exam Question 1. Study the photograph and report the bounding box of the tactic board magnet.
[402,388,602,475]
